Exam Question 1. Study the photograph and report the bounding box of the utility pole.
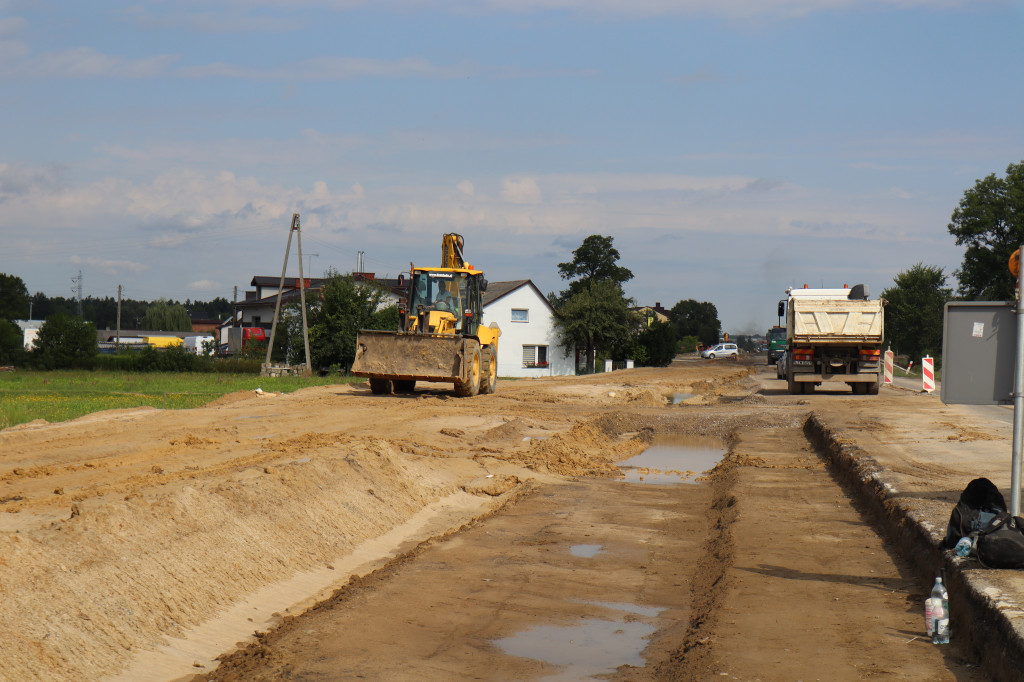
[116,285,122,346]
[305,253,319,277]
[296,217,312,376]
[265,213,312,376]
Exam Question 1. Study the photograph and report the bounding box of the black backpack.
[975,513,1024,569]
[942,477,1007,550]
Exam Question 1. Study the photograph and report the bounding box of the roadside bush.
[91,347,263,373]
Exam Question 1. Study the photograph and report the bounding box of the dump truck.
[782,284,884,395]
[766,325,787,364]
[350,234,500,396]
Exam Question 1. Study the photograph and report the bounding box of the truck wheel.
[787,375,800,395]
[851,383,864,395]
[369,378,392,395]
[479,348,497,395]
[867,380,879,395]
[393,380,416,394]
[454,348,481,397]
[802,382,814,395]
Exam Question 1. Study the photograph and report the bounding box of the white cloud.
[0,17,27,37]
[500,177,543,204]
[457,180,475,196]
[70,255,149,275]
[0,47,177,79]
[187,279,221,291]
[177,56,475,81]
[245,0,989,19]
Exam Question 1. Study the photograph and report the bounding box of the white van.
[701,343,738,359]
[183,335,216,356]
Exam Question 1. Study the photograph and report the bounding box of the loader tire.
[369,378,392,395]
[454,348,481,397]
[480,347,497,395]
[867,380,879,395]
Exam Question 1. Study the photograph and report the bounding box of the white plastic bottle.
[926,576,950,644]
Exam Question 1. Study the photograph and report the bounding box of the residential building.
[481,280,574,377]
[632,302,671,327]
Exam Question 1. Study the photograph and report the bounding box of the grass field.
[0,370,358,430]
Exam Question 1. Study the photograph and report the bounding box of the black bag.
[942,477,1007,550]
[975,513,1024,569]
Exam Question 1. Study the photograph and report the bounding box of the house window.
[511,308,529,323]
[522,344,548,368]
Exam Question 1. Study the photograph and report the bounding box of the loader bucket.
[351,330,467,382]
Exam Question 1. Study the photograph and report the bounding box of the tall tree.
[948,161,1024,300]
[670,299,721,347]
[880,263,952,361]
[557,235,634,301]
[553,279,636,373]
[142,301,193,331]
[0,274,30,321]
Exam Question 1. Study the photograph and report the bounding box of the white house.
[481,280,574,377]
[14,320,43,351]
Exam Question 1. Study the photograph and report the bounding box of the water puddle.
[670,392,695,404]
[619,435,726,485]
[569,544,602,558]
[493,618,656,680]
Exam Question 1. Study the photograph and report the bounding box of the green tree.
[142,301,193,332]
[670,299,721,347]
[306,270,398,371]
[881,263,952,361]
[557,235,634,301]
[0,273,30,321]
[32,313,98,369]
[948,161,1024,300]
[553,279,636,373]
[634,319,677,367]
[0,319,26,365]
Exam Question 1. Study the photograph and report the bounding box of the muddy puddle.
[493,607,659,679]
[618,434,726,484]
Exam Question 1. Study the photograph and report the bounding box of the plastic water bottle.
[925,576,950,644]
[954,536,973,558]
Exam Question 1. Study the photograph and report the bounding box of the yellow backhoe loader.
[350,234,500,396]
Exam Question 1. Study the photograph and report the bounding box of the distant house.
[481,280,574,377]
[221,273,402,346]
[14,320,43,351]
[632,302,671,327]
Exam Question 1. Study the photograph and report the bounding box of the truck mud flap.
[351,331,466,381]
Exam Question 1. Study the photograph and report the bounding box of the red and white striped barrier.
[883,350,894,384]
[922,355,935,393]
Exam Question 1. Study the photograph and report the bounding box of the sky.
[1,0,1022,334]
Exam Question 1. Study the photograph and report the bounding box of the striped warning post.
[922,355,935,393]
[883,350,894,384]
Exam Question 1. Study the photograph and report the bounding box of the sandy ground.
[0,358,994,680]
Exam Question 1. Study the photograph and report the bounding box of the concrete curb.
[806,413,1024,682]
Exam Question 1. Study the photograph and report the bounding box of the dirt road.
[0,360,990,680]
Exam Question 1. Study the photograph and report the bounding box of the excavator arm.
[442,233,465,270]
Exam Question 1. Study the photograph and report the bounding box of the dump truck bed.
[350,330,467,382]
[789,299,884,345]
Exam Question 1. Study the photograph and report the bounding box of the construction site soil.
[0,359,991,680]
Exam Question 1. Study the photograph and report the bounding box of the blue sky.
[1,0,1021,333]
